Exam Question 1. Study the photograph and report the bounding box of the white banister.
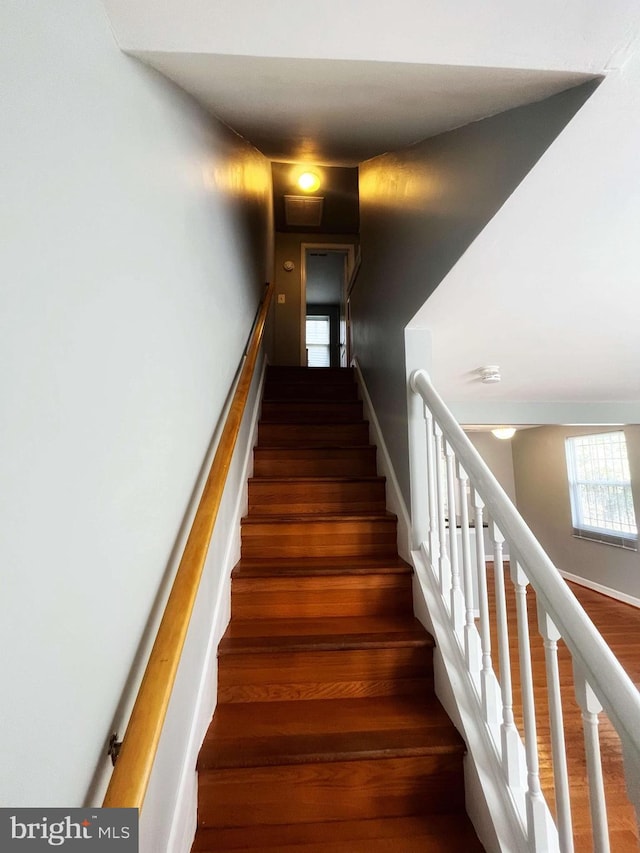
[408,368,640,852]
[425,406,439,564]
[493,523,522,788]
[574,668,610,853]
[434,423,451,596]
[407,383,429,549]
[511,560,554,849]
[538,607,574,853]
[474,491,499,725]
[457,462,481,675]
[445,442,464,632]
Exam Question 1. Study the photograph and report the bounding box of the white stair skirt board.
[160,357,268,853]
[352,358,412,563]
[412,545,536,853]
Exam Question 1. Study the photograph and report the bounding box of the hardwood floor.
[191,367,483,852]
[486,564,640,851]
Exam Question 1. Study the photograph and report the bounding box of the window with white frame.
[306,315,331,367]
[565,431,637,549]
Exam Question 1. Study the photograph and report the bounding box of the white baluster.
[424,406,440,566]
[474,492,499,725]
[574,667,610,853]
[434,423,451,599]
[511,561,556,850]
[492,524,522,787]
[446,441,464,633]
[407,381,429,549]
[458,463,481,675]
[538,606,574,853]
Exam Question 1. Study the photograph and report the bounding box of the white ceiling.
[137,52,592,166]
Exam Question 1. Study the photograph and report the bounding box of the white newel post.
[492,524,521,787]
[538,607,574,853]
[574,666,610,853]
[407,381,429,549]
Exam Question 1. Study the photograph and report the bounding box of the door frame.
[300,242,356,366]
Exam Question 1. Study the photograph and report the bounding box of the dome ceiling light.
[297,171,321,192]
[492,427,516,440]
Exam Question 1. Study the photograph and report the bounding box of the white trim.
[352,358,412,562]
[559,570,640,610]
[165,358,267,853]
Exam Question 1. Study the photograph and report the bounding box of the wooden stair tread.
[219,619,433,654]
[201,728,463,769]
[266,366,355,378]
[222,615,431,639]
[257,422,371,447]
[254,444,375,451]
[248,475,386,484]
[192,815,484,852]
[232,556,412,577]
[259,419,366,425]
[242,510,397,524]
[199,695,464,769]
[260,402,364,422]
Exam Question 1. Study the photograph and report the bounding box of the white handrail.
[409,368,640,849]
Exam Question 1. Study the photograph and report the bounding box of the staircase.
[191,366,483,852]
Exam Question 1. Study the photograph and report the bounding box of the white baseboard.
[352,358,412,563]
[166,359,267,853]
[559,570,640,610]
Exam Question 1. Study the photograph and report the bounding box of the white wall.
[103,0,639,73]
[0,0,272,808]
[351,84,595,504]
[411,44,640,424]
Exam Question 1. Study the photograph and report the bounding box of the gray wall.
[0,0,272,806]
[512,426,640,600]
[351,81,598,504]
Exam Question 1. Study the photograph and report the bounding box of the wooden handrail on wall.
[103,282,274,809]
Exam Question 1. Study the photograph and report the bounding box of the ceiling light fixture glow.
[297,171,321,192]
[492,427,516,440]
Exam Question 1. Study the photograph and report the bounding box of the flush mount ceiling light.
[492,427,516,440]
[478,365,501,384]
[297,171,321,192]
